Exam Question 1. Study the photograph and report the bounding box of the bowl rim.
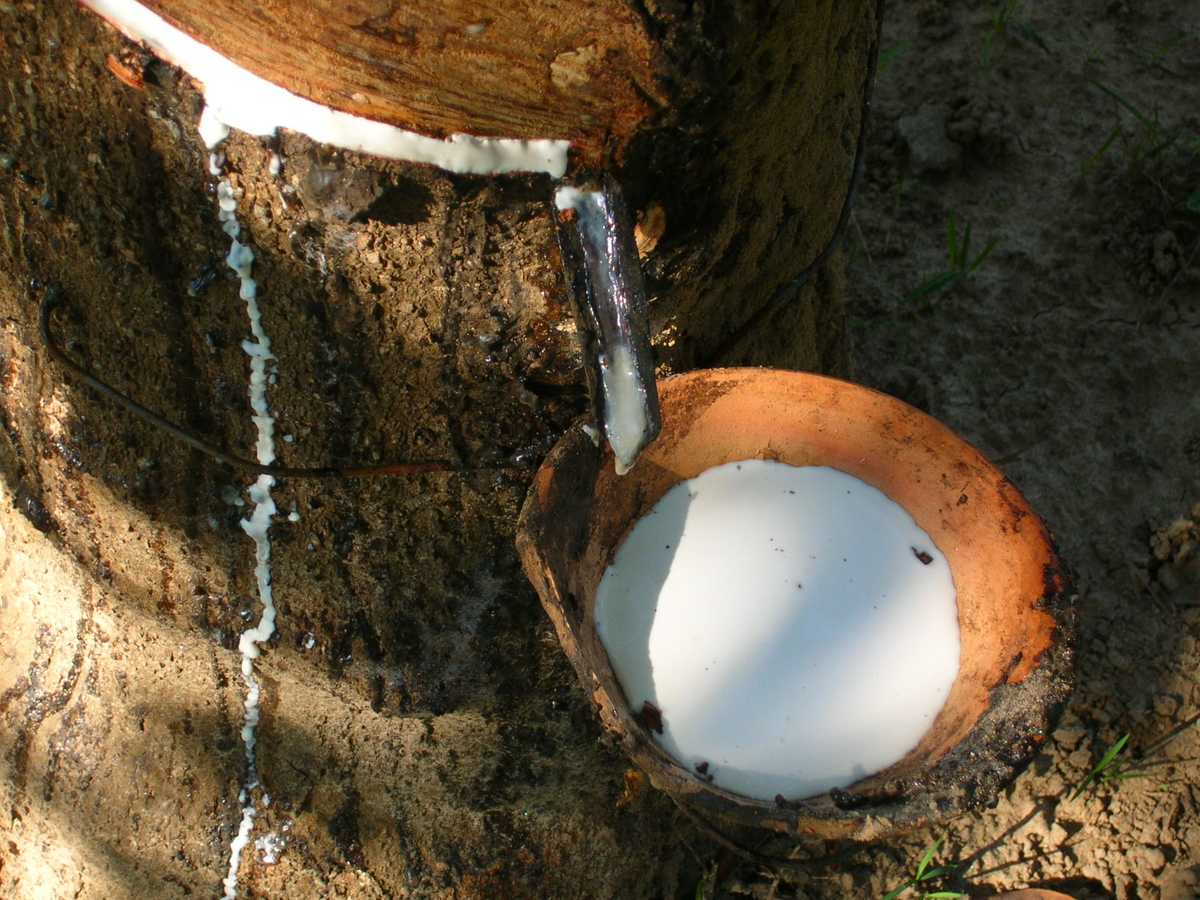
[517,367,1075,839]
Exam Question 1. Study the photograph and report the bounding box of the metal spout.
[553,175,661,474]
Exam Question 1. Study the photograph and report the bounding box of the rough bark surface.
[0,1,875,896]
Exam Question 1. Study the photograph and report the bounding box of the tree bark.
[0,1,877,896]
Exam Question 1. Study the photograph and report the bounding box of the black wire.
[38,288,500,480]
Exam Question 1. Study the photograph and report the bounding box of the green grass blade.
[1088,80,1152,127]
[1015,22,1052,55]
[878,43,910,75]
[917,866,953,882]
[1111,771,1151,782]
[915,836,944,881]
[925,893,969,899]
[968,237,1000,274]
[1072,733,1131,799]
[1081,125,1122,176]
[906,271,961,304]
[958,221,973,270]
[1185,191,1200,215]
[1143,129,1184,161]
[881,883,913,900]
[1097,733,1131,769]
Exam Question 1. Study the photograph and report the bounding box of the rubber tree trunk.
[0,1,878,896]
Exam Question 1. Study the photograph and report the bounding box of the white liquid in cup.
[595,460,960,801]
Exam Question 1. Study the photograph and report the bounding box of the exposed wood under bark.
[100,0,666,165]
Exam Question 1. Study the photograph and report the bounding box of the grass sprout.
[1083,80,1200,175]
[980,1,1051,68]
[905,213,999,304]
[882,836,967,900]
[1070,733,1150,799]
[878,43,911,77]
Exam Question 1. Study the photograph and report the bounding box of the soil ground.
[2,1,1199,899]
[765,1,1200,897]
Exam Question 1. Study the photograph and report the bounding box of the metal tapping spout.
[553,175,662,474]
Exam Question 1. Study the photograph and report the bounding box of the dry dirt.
[2,1,1200,899]
[779,1,1200,897]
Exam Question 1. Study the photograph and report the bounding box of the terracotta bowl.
[516,368,1073,839]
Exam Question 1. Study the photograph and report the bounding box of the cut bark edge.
[82,0,573,176]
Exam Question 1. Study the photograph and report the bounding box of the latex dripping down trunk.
[554,175,662,475]
[40,172,666,481]
[62,2,663,481]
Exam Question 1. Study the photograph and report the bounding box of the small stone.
[1141,846,1167,871]
[1048,821,1070,846]
[1158,565,1182,591]
[1019,810,1052,842]
[897,103,961,176]
[1163,867,1199,900]
[1040,771,1067,795]
[1067,748,1093,770]
[1153,231,1181,277]
[1108,649,1133,672]
[1153,694,1180,717]
[1054,725,1087,750]
[916,1,958,39]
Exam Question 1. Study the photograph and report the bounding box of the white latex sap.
[601,344,650,476]
[595,460,960,801]
[552,186,652,475]
[206,123,281,900]
[83,0,569,176]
